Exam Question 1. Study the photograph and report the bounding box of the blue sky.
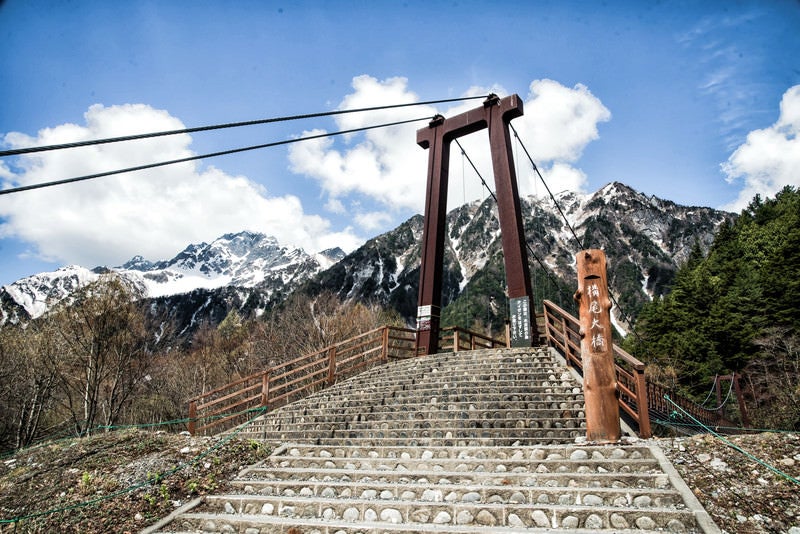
[1,0,799,287]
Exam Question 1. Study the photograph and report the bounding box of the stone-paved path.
[146,347,720,533]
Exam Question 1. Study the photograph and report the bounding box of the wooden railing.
[543,299,652,437]
[542,299,742,437]
[439,326,507,352]
[188,325,417,435]
[645,380,737,429]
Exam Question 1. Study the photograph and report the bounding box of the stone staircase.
[146,347,719,533]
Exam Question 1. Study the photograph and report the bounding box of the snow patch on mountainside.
[0,231,341,325]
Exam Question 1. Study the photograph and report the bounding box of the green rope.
[664,394,800,486]
[0,406,268,525]
[653,417,799,435]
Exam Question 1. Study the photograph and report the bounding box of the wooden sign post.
[574,249,621,442]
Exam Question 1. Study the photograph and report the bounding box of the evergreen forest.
[625,186,800,429]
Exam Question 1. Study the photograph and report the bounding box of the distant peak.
[319,247,346,261]
[120,255,156,271]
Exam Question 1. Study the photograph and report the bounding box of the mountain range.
[0,182,734,337]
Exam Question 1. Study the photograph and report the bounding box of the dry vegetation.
[0,277,397,454]
[0,428,269,533]
[1,428,798,533]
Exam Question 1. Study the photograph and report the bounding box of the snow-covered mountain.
[304,182,735,332]
[0,182,735,337]
[0,231,343,326]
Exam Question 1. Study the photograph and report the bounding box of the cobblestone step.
[164,500,699,532]
[149,347,719,533]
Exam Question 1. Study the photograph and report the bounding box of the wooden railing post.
[188,400,197,436]
[454,327,461,353]
[634,367,651,438]
[381,327,389,363]
[327,346,337,386]
[733,372,750,427]
[261,370,270,408]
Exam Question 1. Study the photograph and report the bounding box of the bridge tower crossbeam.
[415,94,533,355]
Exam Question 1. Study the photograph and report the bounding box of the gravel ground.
[0,428,798,533]
[658,432,800,534]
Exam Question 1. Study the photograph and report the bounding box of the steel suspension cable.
[508,123,585,251]
[0,95,489,158]
[453,139,573,305]
[509,124,656,345]
[0,116,430,196]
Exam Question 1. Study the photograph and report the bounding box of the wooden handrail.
[542,299,745,438]
[543,299,653,436]
[439,326,507,352]
[188,325,417,435]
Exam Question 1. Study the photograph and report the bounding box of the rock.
[411,509,430,522]
[462,491,481,502]
[636,516,657,529]
[610,513,629,529]
[433,511,452,524]
[531,509,550,527]
[421,489,442,501]
[561,515,580,528]
[583,494,604,506]
[364,508,378,521]
[667,518,687,532]
[475,509,497,525]
[508,513,525,527]
[456,510,474,524]
[342,507,359,521]
[585,513,604,529]
[380,508,403,523]
[569,449,589,460]
[710,458,728,471]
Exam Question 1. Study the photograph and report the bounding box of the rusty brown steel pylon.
[415,94,534,355]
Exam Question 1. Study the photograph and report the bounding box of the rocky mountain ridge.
[0,232,344,328]
[308,181,733,332]
[0,182,734,336]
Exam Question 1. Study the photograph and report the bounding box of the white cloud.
[288,76,610,220]
[0,104,362,267]
[539,162,589,194]
[0,160,13,182]
[721,85,800,211]
[355,211,393,232]
[516,79,611,163]
[288,76,435,219]
[0,78,613,272]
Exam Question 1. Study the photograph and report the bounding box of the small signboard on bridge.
[509,296,532,347]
